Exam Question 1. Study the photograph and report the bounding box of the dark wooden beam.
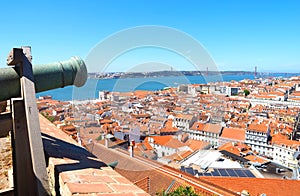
[19,49,50,195]
[8,47,50,196]
[11,98,37,196]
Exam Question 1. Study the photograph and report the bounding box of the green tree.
[96,135,103,141]
[47,116,55,123]
[157,186,199,196]
[41,112,55,122]
[244,89,250,97]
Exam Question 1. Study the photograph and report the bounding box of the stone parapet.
[40,115,149,196]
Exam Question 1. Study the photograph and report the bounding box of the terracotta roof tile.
[201,177,300,196]
[190,122,205,131]
[221,127,246,141]
[218,142,251,156]
[185,139,210,151]
[248,123,268,133]
[203,123,223,134]
[244,155,269,164]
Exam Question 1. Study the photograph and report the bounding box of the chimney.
[105,138,108,148]
[129,140,135,157]
[178,134,182,142]
[105,135,109,148]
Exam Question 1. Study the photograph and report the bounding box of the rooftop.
[220,127,246,141]
[203,123,223,134]
[201,177,300,196]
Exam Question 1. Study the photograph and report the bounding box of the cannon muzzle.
[0,56,87,101]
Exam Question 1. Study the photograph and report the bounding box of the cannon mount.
[1,47,53,195]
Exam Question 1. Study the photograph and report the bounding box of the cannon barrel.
[0,56,87,102]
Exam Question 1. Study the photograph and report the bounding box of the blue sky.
[0,0,299,73]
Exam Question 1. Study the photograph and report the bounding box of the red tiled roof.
[244,155,269,164]
[248,123,268,133]
[134,90,153,99]
[290,92,300,97]
[221,127,246,141]
[146,136,173,146]
[175,114,194,120]
[201,177,300,196]
[160,119,178,133]
[131,113,151,118]
[203,123,223,134]
[185,139,210,151]
[272,134,300,149]
[99,119,113,124]
[166,150,193,162]
[190,122,205,131]
[147,136,185,149]
[218,142,251,156]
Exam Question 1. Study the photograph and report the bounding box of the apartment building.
[272,139,300,168]
[188,122,223,148]
[172,114,196,131]
[245,121,273,157]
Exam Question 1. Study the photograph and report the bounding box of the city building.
[172,114,197,131]
[272,138,300,168]
[245,121,273,157]
[188,122,223,148]
[219,127,246,146]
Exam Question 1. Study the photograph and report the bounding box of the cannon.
[0,56,87,102]
[0,47,88,196]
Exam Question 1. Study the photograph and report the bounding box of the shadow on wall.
[42,133,107,171]
[42,133,108,195]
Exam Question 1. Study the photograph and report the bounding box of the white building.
[245,121,300,169]
[247,98,300,107]
[172,114,196,131]
[188,122,223,148]
[245,122,273,157]
[220,86,239,96]
[99,91,111,101]
[272,140,300,169]
[147,136,184,158]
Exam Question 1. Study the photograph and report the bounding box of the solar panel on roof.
[226,169,238,177]
[211,170,221,176]
[244,170,256,178]
[180,166,185,172]
[193,170,198,175]
[210,169,220,176]
[203,173,212,176]
[235,169,247,177]
[218,169,229,176]
[186,167,195,175]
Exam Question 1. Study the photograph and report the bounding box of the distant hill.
[89,70,255,79]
